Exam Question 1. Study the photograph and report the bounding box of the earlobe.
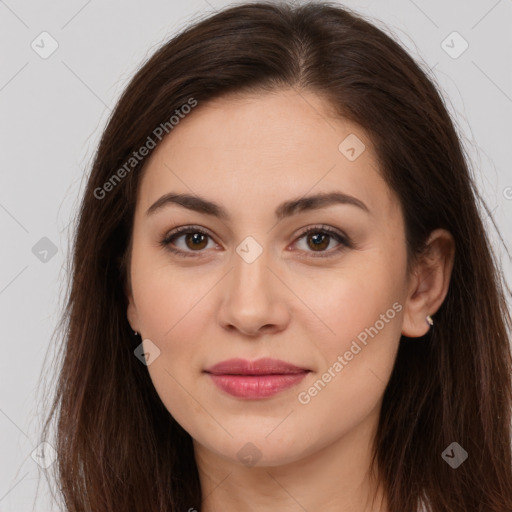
[401,229,455,338]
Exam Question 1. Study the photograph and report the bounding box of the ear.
[401,228,455,337]
[127,291,140,334]
[121,244,140,334]
[124,271,140,334]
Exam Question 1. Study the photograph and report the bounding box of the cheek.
[297,263,403,350]
[294,256,405,415]
[292,275,403,445]
[131,246,213,341]
[132,262,210,433]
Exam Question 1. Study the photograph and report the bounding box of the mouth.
[204,358,311,399]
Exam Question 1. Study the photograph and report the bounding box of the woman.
[40,2,512,511]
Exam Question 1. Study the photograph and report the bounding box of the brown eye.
[183,232,208,250]
[293,225,351,258]
[160,226,216,257]
[306,232,331,251]
[160,224,351,259]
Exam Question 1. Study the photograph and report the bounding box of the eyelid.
[159,223,352,258]
[291,224,351,258]
[159,224,217,257]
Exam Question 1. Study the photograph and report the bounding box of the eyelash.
[159,224,352,259]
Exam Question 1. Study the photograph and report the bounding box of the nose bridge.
[218,234,288,334]
[231,234,273,300]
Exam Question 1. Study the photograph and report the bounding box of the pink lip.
[204,358,310,399]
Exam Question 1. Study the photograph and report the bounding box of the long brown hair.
[40,2,512,510]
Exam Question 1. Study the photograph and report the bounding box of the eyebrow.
[146,191,370,221]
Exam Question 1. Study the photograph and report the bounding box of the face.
[127,88,410,467]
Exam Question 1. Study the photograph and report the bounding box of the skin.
[126,87,455,511]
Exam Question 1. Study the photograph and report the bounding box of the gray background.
[1,0,511,510]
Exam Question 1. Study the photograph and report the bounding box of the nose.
[217,247,290,337]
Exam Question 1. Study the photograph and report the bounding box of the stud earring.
[133,330,140,337]
[426,315,434,326]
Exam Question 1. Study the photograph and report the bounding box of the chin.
[200,432,313,469]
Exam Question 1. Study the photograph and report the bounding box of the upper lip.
[204,357,310,375]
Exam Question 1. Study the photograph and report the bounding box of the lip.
[204,358,310,399]
[205,357,309,375]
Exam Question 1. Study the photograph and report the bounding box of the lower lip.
[207,372,309,399]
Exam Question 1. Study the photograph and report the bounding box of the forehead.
[137,88,397,221]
